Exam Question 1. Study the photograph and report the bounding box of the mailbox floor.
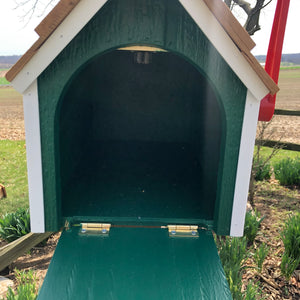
[37,226,232,300]
[61,141,216,224]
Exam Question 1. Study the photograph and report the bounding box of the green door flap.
[38,226,232,300]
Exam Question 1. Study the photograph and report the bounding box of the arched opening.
[58,49,222,222]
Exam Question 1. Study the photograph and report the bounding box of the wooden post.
[0,184,7,199]
[0,232,53,272]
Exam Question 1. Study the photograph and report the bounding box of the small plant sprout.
[0,208,31,242]
[254,243,269,273]
[1,269,38,300]
[253,159,272,182]
[243,210,265,245]
[280,213,300,280]
[216,236,248,299]
[243,281,265,300]
[274,157,300,188]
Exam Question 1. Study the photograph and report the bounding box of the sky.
[0,0,299,56]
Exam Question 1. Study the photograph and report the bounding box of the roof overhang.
[6,0,278,99]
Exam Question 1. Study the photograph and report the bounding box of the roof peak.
[6,0,278,96]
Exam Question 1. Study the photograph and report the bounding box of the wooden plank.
[0,232,53,272]
[231,91,259,236]
[35,0,81,38]
[5,0,81,82]
[0,184,7,199]
[241,52,279,95]
[256,139,300,152]
[274,109,300,116]
[23,80,46,232]
[202,0,256,51]
[5,39,45,82]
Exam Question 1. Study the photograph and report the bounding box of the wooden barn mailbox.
[7,0,278,298]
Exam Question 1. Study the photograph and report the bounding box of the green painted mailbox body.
[38,0,247,235]
[8,0,277,298]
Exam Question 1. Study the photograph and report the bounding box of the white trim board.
[12,0,269,100]
[11,0,108,94]
[230,90,260,236]
[23,80,45,233]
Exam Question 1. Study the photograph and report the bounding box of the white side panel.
[23,80,45,233]
[12,0,108,94]
[230,91,260,236]
[179,0,269,101]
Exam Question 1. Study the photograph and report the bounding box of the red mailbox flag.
[258,0,290,121]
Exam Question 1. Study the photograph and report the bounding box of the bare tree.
[224,0,273,35]
[14,0,58,24]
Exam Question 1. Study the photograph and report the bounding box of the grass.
[278,68,300,79]
[276,69,300,110]
[1,269,38,300]
[0,77,10,85]
[0,87,22,102]
[255,146,300,165]
[0,69,10,85]
[255,181,299,213]
[0,140,29,217]
[280,213,300,280]
[280,66,300,71]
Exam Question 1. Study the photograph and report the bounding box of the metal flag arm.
[258,0,290,121]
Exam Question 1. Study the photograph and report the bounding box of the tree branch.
[244,0,265,35]
[232,0,252,15]
[228,0,274,36]
[14,0,58,25]
[224,0,233,8]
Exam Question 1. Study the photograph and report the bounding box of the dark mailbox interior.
[58,50,222,223]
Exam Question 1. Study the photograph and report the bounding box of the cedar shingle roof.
[6,0,80,82]
[6,0,279,95]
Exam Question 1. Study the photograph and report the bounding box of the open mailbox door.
[38,226,232,299]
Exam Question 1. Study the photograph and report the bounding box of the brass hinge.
[166,225,199,238]
[80,223,111,236]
